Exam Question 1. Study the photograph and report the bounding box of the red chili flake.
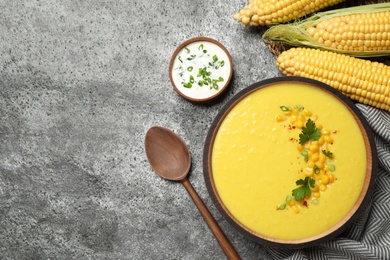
[333,130,338,134]
[292,126,296,129]
[303,201,308,207]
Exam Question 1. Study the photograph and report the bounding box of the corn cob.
[233,0,345,26]
[276,47,390,111]
[263,3,390,57]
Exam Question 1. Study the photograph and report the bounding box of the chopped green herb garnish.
[208,55,225,69]
[198,67,211,77]
[285,196,292,203]
[182,82,192,88]
[296,104,303,111]
[299,118,321,145]
[278,203,287,210]
[280,105,291,112]
[300,150,308,161]
[182,75,194,88]
[187,54,196,60]
[329,164,336,172]
[210,78,224,90]
[312,199,319,205]
[175,45,226,92]
[322,150,333,159]
[292,177,315,201]
[313,165,320,174]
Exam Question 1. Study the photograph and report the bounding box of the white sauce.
[171,41,231,100]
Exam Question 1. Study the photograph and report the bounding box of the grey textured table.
[0,1,279,259]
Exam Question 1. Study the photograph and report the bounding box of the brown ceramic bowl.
[203,76,377,248]
[169,37,233,103]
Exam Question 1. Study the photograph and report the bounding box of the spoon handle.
[181,177,240,260]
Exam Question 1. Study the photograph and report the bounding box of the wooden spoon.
[145,126,240,259]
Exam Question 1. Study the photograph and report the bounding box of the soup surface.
[211,82,367,240]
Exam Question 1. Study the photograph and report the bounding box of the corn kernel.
[290,116,297,123]
[316,123,323,129]
[324,165,330,172]
[293,205,300,214]
[292,108,299,116]
[317,161,325,169]
[241,16,250,24]
[321,129,330,135]
[318,136,324,145]
[319,153,327,163]
[311,152,319,162]
[288,199,296,206]
[312,191,320,198]
[297,144,304,151]
[275,114,285,122]
[304,109,312,116]
[328,173,335,183]
[320,184,327,191]
[307,160,315,168]
[311,184,320,192]
[324,136,333,144]
[322,174,330,185]
[304,167,314,177]
[296,120,304,128]
[309,143,319,152]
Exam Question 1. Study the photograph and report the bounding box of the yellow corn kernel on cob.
[263,3,390,57]
[276,47,390,111]
[233,0,345,26]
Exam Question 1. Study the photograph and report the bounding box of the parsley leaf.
[292,177,315,201]
[322,150,333,159]
[299,119,321,145]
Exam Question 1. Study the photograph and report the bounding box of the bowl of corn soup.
[203,76,377,248]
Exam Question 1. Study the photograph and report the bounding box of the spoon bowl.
[145,126,191,181]
[144,126,240,259]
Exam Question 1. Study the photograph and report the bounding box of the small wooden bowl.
[203,76,378,248]
[169,37,233,103]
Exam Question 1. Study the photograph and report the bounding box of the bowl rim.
[168,36,233,103]
[203,76,378,249]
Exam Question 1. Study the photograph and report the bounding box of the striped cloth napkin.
[266,104,390,260]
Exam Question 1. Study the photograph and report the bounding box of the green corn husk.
[263,3,390,57]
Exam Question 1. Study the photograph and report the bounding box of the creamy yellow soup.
[212,82,366,240]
